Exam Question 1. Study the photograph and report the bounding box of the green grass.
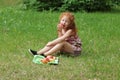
[0,6,120,80]
[0,0,22,8]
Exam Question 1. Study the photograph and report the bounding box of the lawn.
[0,6,120,80]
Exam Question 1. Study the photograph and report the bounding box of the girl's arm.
[58,30,62,37]
[57,24,63,37]
[47,29,72,46]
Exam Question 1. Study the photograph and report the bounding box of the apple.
[41,58,49,64]
[45,57,50,62]
[58,23,63,28]
[46,55,55,61]
[46,55,53,58]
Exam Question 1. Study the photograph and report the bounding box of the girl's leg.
[44,41,74,56]
[37,46,54,55]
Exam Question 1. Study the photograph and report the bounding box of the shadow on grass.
[110,7,120,13]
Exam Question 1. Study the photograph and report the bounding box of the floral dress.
[65,36,82,52]
[65,35,82,55]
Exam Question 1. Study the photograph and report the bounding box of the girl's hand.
[57,24,63,31]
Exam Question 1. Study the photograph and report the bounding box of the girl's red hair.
[59,12,77,35]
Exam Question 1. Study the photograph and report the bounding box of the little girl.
[29,12,82,56]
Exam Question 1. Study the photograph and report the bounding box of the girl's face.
[60,16,70,28]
